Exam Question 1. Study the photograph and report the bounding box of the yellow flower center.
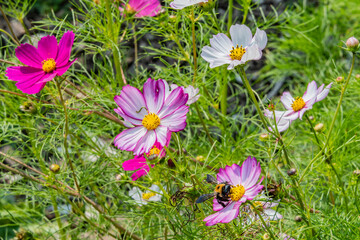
[229,44,246,61]
[142,113,160,130]
[148,146,161,156]
[142,192,156,201]
[291,97,306,112]
[42,58,56,73]
[229,184,245,201]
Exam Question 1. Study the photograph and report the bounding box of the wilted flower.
[201,24,267,70]
[6,31,76,94]
[114,78,189,155]
[122,132,171,181]
[170,84,200,105]
[204,156,264,226]
[129,184,163,205]
[120,0,161,17]
[280,81,332,121]
[170,0,208,9]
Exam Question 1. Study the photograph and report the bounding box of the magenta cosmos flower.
[280,81,332,120]
[5,31,76,94]
[122,132,171,181]
[170,0,208,9]
[201,24,267,70]
[120,0,161,17]
[204,156,264,226]
[114,78,189,156]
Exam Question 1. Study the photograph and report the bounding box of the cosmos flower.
[248,194,283,223]
[204,156,264,226]
[264,109,291,133]
[280,81,332,121]
[114,78,189,156]
[170,84,200,105]
[120,0,161,17]
[170,0,208,9]
[129,184,163,205]
[201,24,267,70]
[5,31,76,94]
[122,132,171,181]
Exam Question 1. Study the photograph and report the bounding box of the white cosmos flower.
[129,184,162,206]
[248,194,283,223]
[264,109,292,133]
[170,0,208,9]
[170,84,200,105]
[201,24,267,70]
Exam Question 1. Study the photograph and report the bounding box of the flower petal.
[201,46,232,68]
[122,156,147,171]
[54,59,77,76]
[209,33,233,55]
[37,35,58,60]
[56,31,75,66]
[204,201,241,226]
[160,105,189,132]
[15,44,43,68]
[242,44,262,62]
[143,78,165,114]
[230,24,252,47]
[154,126,169,146]
[302,81,318,102]
[134,130,157,155]
[114,126,147,152]
[281,92,294,110]
[131,165,151,181]
[316,82,332,102]
[170,0,208,9]
[158,87,188,118]
[252,28,267,50]
[114,86,147,120]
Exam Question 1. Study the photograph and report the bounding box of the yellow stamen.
[142,192,156,200]
[42,58,56,73]
[229,44,246,61]
[229,184,245,201]
[148,146,161,156]
[291,97,306,112]
[142,113,160,130]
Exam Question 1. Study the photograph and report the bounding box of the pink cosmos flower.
[122,132,171,181]
[170,0,208,9]
[204,156,264,226]
[5,31,76,94]
[264,109,291,133]
[280,81,332,120]
[114,78,189,156]
[120,0,161,17]
[170,84,200,105]
[201,24,267,70]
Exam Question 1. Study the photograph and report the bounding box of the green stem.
[242,0,250,24]
[19,18,33,45]
[248,201,276,240]
[300,53,356,182]
[191,8,197,85]
[210,9,221,32]
[133,21,138,77]
[220,70,228,118]
[0,5,20,45]
[56,80,80,192]
[50,190,66,240]
[227,0,233,31]
[194,102,214,146]
[355,178,360,214]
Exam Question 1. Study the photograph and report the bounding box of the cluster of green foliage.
[0,0,360,239]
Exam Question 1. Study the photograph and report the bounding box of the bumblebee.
[196,174,232,208]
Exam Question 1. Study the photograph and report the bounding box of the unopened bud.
[353,169,360,176]
[336,76,344,83]
[20,101,36,113]
[308,115,314,121]
[93,0,100,4]
[262,233,271,240]
[267,103,275,111]
[260,133,269,141]
[346,37,359,51]
[115,173,124,181]
[356,74,360,80]
[195,155,204,162]
[287,168,297,176]
[169,15,177,21]
[49,164,60,173]
[295,215,302,222]
[314,123,324,132]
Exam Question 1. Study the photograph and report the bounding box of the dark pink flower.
[5,31,76,94]
[120,0,161,18]
[122,132,171,181]
[204,157,264,226]
[114,78,189,156]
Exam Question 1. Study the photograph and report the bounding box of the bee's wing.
[206,174,218,184]
[196,193,216,204]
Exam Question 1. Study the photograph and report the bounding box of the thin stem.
[220,69,228,118]
[19,18,33,45]
[0,29,19,46]
[191,7,197,85]
[300,53,356,182]
[248,201,276,240]
[50,190,66,240]
[133,21,138,76]
[56,80,80,192]
[227,0,233,31]
[210,9,221,32]
[305,115,320,146]
[242,0,250,24]
[355,178,360,214]
[0,5,20,45]
[194,102,214,146]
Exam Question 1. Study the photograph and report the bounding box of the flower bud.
[49,164,60,174]
[356,74,360,80]
[20,101,36,113]
[260,133,269,141]
[346,37,359,51]
[195,155,204,162]
[115,173,124,181]
[308,115,314,121]
[267,103,275,111]
[262,233,271,240]
[335,76,344,83]
[287,168,297,176]
[295,215,302,222]
[314,123,324,132]
[353,169,360,176]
